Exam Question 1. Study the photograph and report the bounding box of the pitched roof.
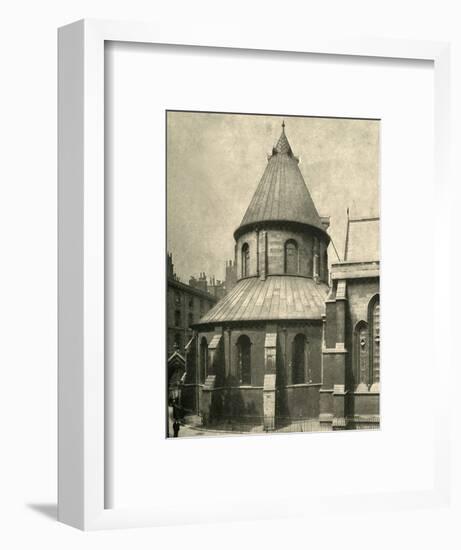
[196,275,328,324]
[236,125,326,236]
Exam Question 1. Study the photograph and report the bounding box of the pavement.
[167,407,323,438]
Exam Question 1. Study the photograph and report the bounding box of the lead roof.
[196,275,328,324]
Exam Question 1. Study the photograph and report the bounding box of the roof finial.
[282,120,285,130]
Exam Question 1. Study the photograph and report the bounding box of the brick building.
[167,254,218,402]
[181,124,380,431]
[166,253,218,357]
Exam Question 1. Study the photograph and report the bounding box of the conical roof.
[235,124,326,237]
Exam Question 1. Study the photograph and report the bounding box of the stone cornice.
[330,260,379,280]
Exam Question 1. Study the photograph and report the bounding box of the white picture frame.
[58,19,453,530]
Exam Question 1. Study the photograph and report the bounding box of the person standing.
[173,420,181,438]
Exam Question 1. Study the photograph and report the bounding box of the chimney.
[196,272,208,292]
[166,252,175,278]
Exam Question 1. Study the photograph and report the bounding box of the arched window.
[368,295,380,385]
[354,321,369,386]
[284,239,298,274]
[292,334,307,384]
[200,337,208,383]
[174,333,182,351]
[236,335,252,385]
[241,243,250,277]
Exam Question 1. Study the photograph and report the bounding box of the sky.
[167,111,380,283]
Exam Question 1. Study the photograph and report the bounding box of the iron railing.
[180,414,380,433]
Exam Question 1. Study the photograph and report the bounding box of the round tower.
[190,123,331,429]
[233,122,330,283]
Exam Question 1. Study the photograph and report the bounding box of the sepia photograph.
[166,111,380,438]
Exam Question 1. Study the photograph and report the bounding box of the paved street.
[167,408,324,438]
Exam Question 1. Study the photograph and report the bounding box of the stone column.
[260,230,267,280]
[263,332,277,431]
[202,334,222,425]
[313,237,320,282]
[201,375,216,427]
[333,280,347,428]
[320,280,348,430]
[207,334,222,374]
[335,280,346,349]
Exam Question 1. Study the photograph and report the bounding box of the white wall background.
[1,1,460,549]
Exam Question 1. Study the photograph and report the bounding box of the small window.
[354,321,369,385]
[236,335,252,385]
[241,243,250,277]
[188,297,194,308]
[284,240,298,274]
[175,292,181,305]
[174,310,181,327]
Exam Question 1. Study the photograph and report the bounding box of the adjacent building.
[321,214,379,430]
[167,253,218,357]
[166,253,238,403]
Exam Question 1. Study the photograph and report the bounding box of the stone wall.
[227,327,266,385]
[276,322,323,385]
[321,270,380,429]
[347,279,380,334]
[236,225,329,283]
[194,320,323,424]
